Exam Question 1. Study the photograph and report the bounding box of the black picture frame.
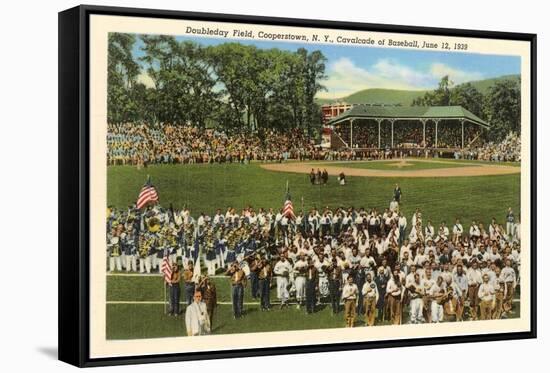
[58,4,537,367]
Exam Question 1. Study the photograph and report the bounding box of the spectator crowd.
[108,123,520,166]
[333,121,482,150]
[107,123,317,165]
[458,132,521,162]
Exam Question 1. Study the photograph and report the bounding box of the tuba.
[109,236,120,257]
[434,288,448,305]
[147,217,161,233]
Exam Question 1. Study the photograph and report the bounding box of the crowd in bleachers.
[453,132,520,162]
[334,122,378,148]
[107,123,520,165]
[466,132,521,162]
[333,121,482,150]
[107,123,317,165]
[331,123,520,163]
[434,125,481,149]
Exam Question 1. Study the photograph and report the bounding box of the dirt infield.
[260,159,520,178]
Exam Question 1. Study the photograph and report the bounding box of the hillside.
[316,74,520,106]
[459,74,520,94]
[317,88,427,106]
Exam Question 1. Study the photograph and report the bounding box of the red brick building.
[321,102,355,124]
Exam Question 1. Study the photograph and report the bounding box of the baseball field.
[106,158,521,339]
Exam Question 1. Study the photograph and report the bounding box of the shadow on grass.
[243,307,259,316]
[211,324,226,333]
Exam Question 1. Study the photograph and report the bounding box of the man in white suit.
[185,291,211,336]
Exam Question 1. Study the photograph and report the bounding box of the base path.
[260,160,520,178]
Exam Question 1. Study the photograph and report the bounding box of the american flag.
[136,176,159,209]
[161,249,172,283]
[282,181,295,220]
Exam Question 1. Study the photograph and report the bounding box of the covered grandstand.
[326,104,489,150]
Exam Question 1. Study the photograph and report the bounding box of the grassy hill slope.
[316,74,520,106]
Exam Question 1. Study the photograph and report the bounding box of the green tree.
[483,79,521,141]
[412,75,452,106]
[207,43,252,130]
[450,83,484,118]
[139,35,220,127]
[107,33,140,124]
[413,76,484,120]
[298,48,327,134]
[108,33,327,135]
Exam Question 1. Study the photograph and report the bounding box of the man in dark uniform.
[439,245,452,265]
[506,207,515,241]
[321,169,329,185]
[249,255,261,299]
[353,255,366,315]
[320,212,331,237]
[226,263,247,318]
[168,263,181,316]
[386,245,399,271]
[374,266,389,322]
[327,259,342,314]
[305,257,318,314]
[197,275,217,327]
[393,183,402,203]
[182,262,195,305]
[333,212,341,236]
[258,258,272,311]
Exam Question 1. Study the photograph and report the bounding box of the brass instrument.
[162,226,177,248]
[138,234,150,258]
[434,288,451,305]
[408,284,422,299]
[443,288,456,315]
[109,236,121,257]
[147,217,161,233]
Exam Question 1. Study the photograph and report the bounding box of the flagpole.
[300,196,304,235]
[164,280,168,315]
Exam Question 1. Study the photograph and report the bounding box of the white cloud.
[429,63,483,85]
[372,59,432,88]
[316,58,484,99]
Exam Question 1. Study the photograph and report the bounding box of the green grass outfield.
[108,161,520,226]
[316,160,473,171]
[106,273,520,339]
[107,161,521,339]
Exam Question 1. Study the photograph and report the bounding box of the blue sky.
[132,35,520,99]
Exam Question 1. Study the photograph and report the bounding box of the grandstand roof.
[327,105,489,128]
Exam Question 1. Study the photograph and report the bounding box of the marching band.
[107,203,520,328]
